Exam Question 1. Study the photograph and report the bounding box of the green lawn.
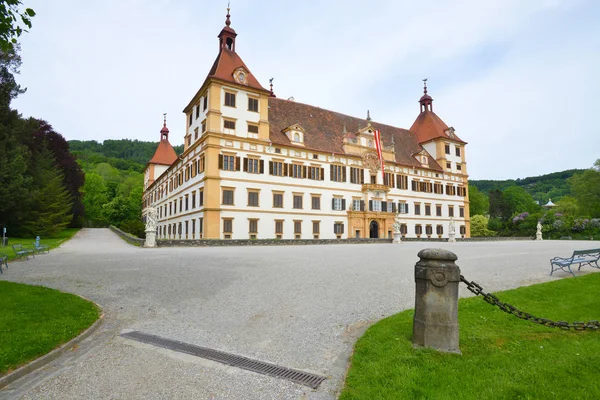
[340,273,600,400]
[1,228,80,261]
[0,281,100,375]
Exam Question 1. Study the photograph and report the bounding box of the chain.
[460,275,599,331]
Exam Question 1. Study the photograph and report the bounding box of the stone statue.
[145,206,157,232]
[536,221,543,241]
[393,213,402,233]
[448,217,456,243]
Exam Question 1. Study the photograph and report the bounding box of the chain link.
[460,275,599,331]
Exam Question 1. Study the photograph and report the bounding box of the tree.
[22,145,73,236]
[470,215,496,237]
[0,1,35,52]
[570,169,600,217]
[503,186,538,215]
[468,185,488,216]
[488,189,511,220]
[82,173,108,226]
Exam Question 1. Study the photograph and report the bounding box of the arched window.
[294,132,301,142]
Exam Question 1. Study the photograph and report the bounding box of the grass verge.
[0,281,99,375]
[1,228,80,261]
[340,273,600,400]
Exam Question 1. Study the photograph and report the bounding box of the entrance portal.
[369,220,379,238]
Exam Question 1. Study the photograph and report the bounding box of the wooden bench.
[550,249,600,277]
[12,244,35,260]
[0,253,7,273]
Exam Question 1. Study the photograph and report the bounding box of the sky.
[12,0,600,180]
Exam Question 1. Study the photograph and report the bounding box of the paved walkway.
[1,229,598,399]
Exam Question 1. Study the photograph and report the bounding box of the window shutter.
[269,161,273,175]
[302,165,307,178]
[330,165,334,181]
[235,157,241,171]
[360,169,365,184]
[391,202,396,213]
[342,223,344,234]
[342,166,347,182]
[342,199,346,210]
[284,163,288,176]
[243,157,248,172]
[360,200,365,211]
[320,168,325,180]
[218,154,223,169]
[260,160,265,174]
[369,200,373,211]
[332,198,336,210]
[382,201,387,212]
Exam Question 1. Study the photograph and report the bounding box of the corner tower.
[144,115,178,190]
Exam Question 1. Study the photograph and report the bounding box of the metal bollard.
[412,248,461,354]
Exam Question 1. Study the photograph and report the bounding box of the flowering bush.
[589,219,600,229]
[572,218,590,232]
[512,212,529,224]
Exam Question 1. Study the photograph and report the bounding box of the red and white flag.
[374,129,385,182]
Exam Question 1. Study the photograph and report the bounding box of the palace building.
[143,9,471,241]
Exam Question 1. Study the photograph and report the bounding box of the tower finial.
[366,110,371,122]
[226,2,231,26]
[423,78,428,94]
[163,113,167,127]
[269,77,276,97]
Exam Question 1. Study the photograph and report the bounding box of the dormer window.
[294,132,301,142]
[368,139,373,147]
[421,156,428,164]
[283,124,306,146]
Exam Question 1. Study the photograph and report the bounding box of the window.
[292,164,304,178]
[270,161,284,176]
[249,219,258,234]
[396,174,408,190]
[224,119,236,134]
[332,197,345,211]
[203,96,208,111]
[370,200,382,212]
[414,203,421,215]
[293,194,303,209]
[223,189,234,205]
[293,132,302,143]
[446,185,456,196]
[445,144,450,154]
[225,92,236,107]
[313,154,318,159]
[313,221,320,234]
[448,205,455,217]
[199,218,204,238]
[415,225,423,235]
[186,135,191,146]
[460,225,466,236]
[400,224,407,235]
[248,97,258,112]
[311,195,320,210]
[223,218,233,234]
[436,205,442,216]
[334,222,344,235]
[275,220,283,235]
[457,164,462,171]
[457,186,467,197]
[446,162,451,170]
[426,225,433,236]
[194,127,199,140]
[220,154,237,171]
[294,221,302,237]
[185,195,189,211]
[308,166,323,180]
[198,155,205,173]
[436,225,444,235]
[459,207,465,218]
[248,124,259,135]
[384,172,394,187]
[248,191,259,207]
[274,148,281,154]
[425,204,431,216]
[455,147,461,157]
[330,165,346,182]
[434,183,444,194]
[273,192,283,208]
[244,158,262,174]
[371,175,376,184]
[189,113,193,126]
[398,202,408,214]
[350,167,364,184]
[195,104,200,119]
[201,120,207,133]
[199,188,204,206]
[352,199,363,211]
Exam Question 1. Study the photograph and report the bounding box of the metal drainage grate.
[120,331,326,389]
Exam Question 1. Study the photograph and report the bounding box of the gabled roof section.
[206,48,267,92]
[410,110,466,145]
[149,140,178,166]
[268,98,442,171]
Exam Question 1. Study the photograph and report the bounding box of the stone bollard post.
[412,248,461,354]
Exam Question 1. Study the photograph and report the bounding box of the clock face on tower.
[234,69,247,84]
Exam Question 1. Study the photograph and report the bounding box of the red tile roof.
[149,139,178,166]
[410,110,466,144]
[268,98,442,171]
[207,48,267,92]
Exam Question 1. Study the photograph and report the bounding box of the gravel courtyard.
[1,229,598,400]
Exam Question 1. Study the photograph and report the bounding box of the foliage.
[0,281,98,374]
[69,139,183,167]
[340,273,600,399]
[81,173,108,226]
[468,185,488,216]
[503,186,539,214]
[0,1,34,52]
[488,189,511,221]
[569,168,600,218]
[4,228,79,261]
[469,215,496,237]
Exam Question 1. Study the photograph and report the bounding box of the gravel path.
[1,229,597,399]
